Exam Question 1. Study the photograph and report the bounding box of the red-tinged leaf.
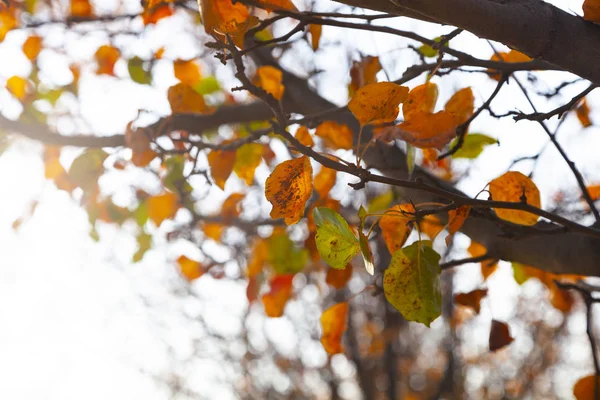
[326,264,353,289]
[348,82,409,126]
[315,121,353,150]
[445,205,471,246]
[320,302,349,354]
[454,289,488,314]
[177,255,203,281]
[314,166,336,199]
[573,375,600,400]
[262,274,294,317]
[379,204,415,254]
[403,82,438,120]
[207,148,236,190]
[265,156,313,225]
[254,66,284,100]
[488,171,541,226]
[489,320,514,351]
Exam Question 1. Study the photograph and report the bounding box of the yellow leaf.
[445,205,471,246]
[315,121,353,150]
[577,98,592,127]
[314,166,336,199]
[146,192,179,226]
[265,156,313,225]
[320,302,348,354]
[177,255,203,281]
[574,375,600,400]
[6,76,28,100]
[233,143,263,185]
[254,66,285,100]
[95,45,120,76]
[294,126,314,149]
[488,171,541,226]
[262,274,294,317]
[418,214,444,240]
[168,83,207,113]
[70,0,93,17]
[309,23,322,51]
[202,222,223,242]
[396,110,457,149]
[207,148,236,190]
[22,35,42,60]
[403,82,438,121]
[348,82,409,126]
[349,56,382,96]
[444,87,474,126]
[379,204,415,254]
[468,241,498,280]
[174,59,201,86]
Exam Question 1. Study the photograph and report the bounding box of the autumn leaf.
[315,121,353,150]
[418,214,444,240]
[576,98,592,127]
[309,23,322,51]
[265,156,313,225]
[587,185,600,201]
[349,56,382,96]
[68,149,108,193]
[320,302,349,354]
[313,207,360,269]
[6,76,28,100]
[247,239,268,278]
[584,0,600,23]
[168,83,207,113]
[257,0,298,12]
[326,264,353,289]
[174,59,201,86]
[403,82,438,120]
[207,148,236,190]
[233,143,263,185]
[395,111,457,149]
[199,0,250,47]
[488,171,541,226]
[379,204,415,254]
[384,241,442,327]
[444,87,474,125]
[70,0,93,17]
[146,191,179,226]
[294,126,314,149]
[489,50,531,80]
[454,289,488,314]
[573,375,600,400]
[489,320,514,351]
[314,166,336,198]
[132,149,158,167]
[348,82,409,126]
[262,274,294,317]
[359,230,375,275]
[469,240,498,280]
[142,3,173,25]
[254,66,285,100]
[222,192,245,219]
[177,255,203,281]
[22,35,42,60]
[451,133,498,159]
[95,45,120,75]
[202,223,223,242]
[0,8,18,43]
[267,228,308,274]
[446,205,471,246]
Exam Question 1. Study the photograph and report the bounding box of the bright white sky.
[0,0,598,399]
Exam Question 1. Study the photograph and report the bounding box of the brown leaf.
[326,264,353,289]
[573,375,600,400]
[265,156,313,225]
[577,98,593,127]
[454,288,488,314]
[489,320,514,351]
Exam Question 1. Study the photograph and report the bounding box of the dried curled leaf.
[320,302,349,354]
[379,204,415,254]
[265,156,313,225]
[348,82,409,126]
[488,171,541,226]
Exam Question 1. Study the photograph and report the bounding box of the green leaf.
[418,36,446,58]
[268,231,308,274]
[358,205,367,226]
[359,231,375,275]
[133,232,152,263]
[127,57,152,85]
[368,191,394,213]
[313,207,360,269]
[512,262,530,285]
[193,76,220,95]
[163,155,192,195]
[406,143,416,176]
[384,240,442,326]
[68,149,109,193]
[134,201,149,226]
[451,133,498,159]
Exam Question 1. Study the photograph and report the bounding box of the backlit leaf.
[22,35,42,60]
[309,23,322,51]
[395,110,457,149]
[348,82,409,126]
[177,255,203,281]
[142,3,173,25]
[294,126,314,149]
[95,45,120,76]
[265,156,313,225]
[367,190,394,213]
[454,288,488,314]
[451,133,498,159]
[489,50,531,80]
[207,148,236,190]
[233,143,263,185]
[199,0,249,41]
[68,149,108,192]
[202,223,223,241]
[254,66,284,100]
[262,274,294,317]
[174,59,201,86]
[418,214,444,240]
[132,149,158,167]
[6,76,28,100]
[384,241,442,326]
[313,207,360,269]
[314,166,336,198]
[315,121,353,150]
[576,98,592,127]
[468,240,498,280]
[146,192,179,226]
[488,171,541,226]
[489,320,514,351]
[133,232,151,262]
[349,56,382,96]
[257,0,297,12]
[359,231,375,275]
[379,204,415,254]
[70,0,93,17]
[326,264,353,289]
[320,302,348,354]
[168,83,207,113]
[445,205,471,246]
[403,82,438,120]
[194,76,221,95]
[0,8,18,43]
[444,87,474,125]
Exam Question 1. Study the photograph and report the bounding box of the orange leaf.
[146,192,179,226]
[468,241,498,280]
[207,149,236,190]
[142,3,174,25]
[396,110,457,149]
[257,0,297,12]
[309,23,322,51]
[348,82,409,126]
[488,171,541,226]
[168,83,207,113]
[265,156,313,225]
[199,0,249,39]
[132,149,157,167]
[445,205,471,246]
[174,59,201,86]
[202,223,223,241]
[246,276,260,304]
[254,66,285,100]
[0,8,18,43]
[489,320,514,352]
[6,76,28,100]
[177,255,203,281]
[233,143,263,185]
[262,274,294,317]
[379,204,415,254]
[95,45,120,76]
[577,98,593,127]
[22,35,42,60]
[444,87,474,125]
[349,56,382,96]
[247,239,269,278]
[320,302,349,354]
[549,284,575,314]
[314,166,337,199]
[222,192,245,219]
[454,289,488,314]
[403,82,438,120]
[315,121,353,150]
[294,126,314,149]
[489,50,531,80]
[326,264,353,289]
[70,0,93,17]
[584,0,600,22]
[419,215,444,240]
[587,184,600,201]
[574,375,600,400]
